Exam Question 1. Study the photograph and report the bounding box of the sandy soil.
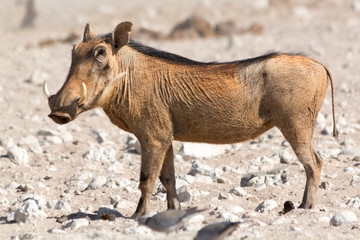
[1,0,360,239]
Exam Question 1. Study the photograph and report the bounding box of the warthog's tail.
[321,63,338,138]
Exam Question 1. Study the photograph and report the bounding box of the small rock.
[178,186,191,202]
[0,136,15,148]
[61,218,89,229]
[226,205,244,215]
[97,207,123,218]
[346,197,360,209]
[243,156,274,172]
[279,150,293,164]
[350,175,360,186]
[85,176,107,190]
[220,212,240,222]
[255,200,278,213]
[319,181,332,190]
[48,228,67,233]
[18,135,42,154]
[331,211,357,226]
[218,193,229,200]
[83,146,116,163]
[230,187,247,197]
[126,136,141,154]
[7,146,29,165]
[188,161,218,178]
[54,200,71,211]
[13,197,48,224]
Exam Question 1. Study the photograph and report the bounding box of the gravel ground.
[1,0,360,239]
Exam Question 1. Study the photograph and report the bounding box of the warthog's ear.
[112,22,132,53]
[83,23,96,42]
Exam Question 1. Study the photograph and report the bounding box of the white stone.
[83,146,116,163]
[14,198,48,224]
[255,200,278,213]
[220,212,240,222]
[85,176,107,190]
[331,211,357,226]
[61,218,89,229]
[344,167,360,175]
[188,161,217,178]
[226,205,245,215]
[180,143,232,158]
[7,146,29,165]
[346,197,360,209]
[54,200,71,211]
[279,150,294,164]
[230,187,248,197]
[243,156,274,172]
[0,136,15,148]
[18,135,42,154]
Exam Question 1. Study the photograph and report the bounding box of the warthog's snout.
[48,112,71,124]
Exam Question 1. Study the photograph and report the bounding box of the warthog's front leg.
[159,145,180,210]
[131,140,170,219]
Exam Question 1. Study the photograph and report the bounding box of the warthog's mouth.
[48,112,72,125]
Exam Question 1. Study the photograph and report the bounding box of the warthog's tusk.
[43,80,50,99]
[77,82,87,105]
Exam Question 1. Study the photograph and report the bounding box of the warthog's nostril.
[48,112,71,125]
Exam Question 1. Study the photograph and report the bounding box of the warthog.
[44,22,336,219]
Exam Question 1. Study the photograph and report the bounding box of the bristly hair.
[98,33,305,66]
[127,40,305,66]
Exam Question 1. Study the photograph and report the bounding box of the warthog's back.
[166,54,329,144]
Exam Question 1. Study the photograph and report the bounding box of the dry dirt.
[1,0,360,239]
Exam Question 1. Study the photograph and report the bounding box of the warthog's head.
[44,22,132,124]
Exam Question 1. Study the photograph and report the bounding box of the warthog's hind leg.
[159,145,180,210]
[279,125,322,209]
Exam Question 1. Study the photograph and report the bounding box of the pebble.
[188,161,219,178]
[97,207,123,218]
[47,200,71,211]
[18,135,43,154]
[279,150,294,164]
[220,212,240,222]
[83,146,117,163]
[255,200,278,213]
[13,197,48,224]
[243,156,274,172]
[346,197,360,209]
[226,205,245,215]
[0,136,15,148]
[7,146,29,165]
[61,218,90,229]
[330,211,357,226]
[177,185,192,202]
[85,176,107,190]
[230,187,248,197]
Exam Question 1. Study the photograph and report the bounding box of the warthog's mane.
[98,33,304,66]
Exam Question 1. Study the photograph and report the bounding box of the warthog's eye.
[94,47,108,65]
